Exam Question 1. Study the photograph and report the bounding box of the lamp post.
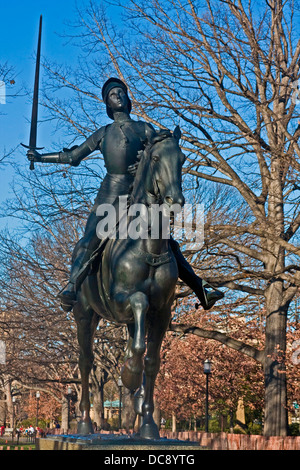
[12,396,16,426]
[12,396,16,440]
[203,359,212,433]
[36,391,40,429]
[67,386,72,432]
[117,376,123,430]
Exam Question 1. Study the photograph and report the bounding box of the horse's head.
[143,126,186,208]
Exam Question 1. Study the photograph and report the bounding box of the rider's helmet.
[102,77,132,119]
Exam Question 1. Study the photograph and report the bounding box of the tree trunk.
[4,380,13,428]
[92,392,104,429]
[90,368,107,429]
[123,390,136,432]
[172,412,176,432]
[61,397,69,433]
[0,397,6,426]
[153,399,161,430]
[264,279,288,436]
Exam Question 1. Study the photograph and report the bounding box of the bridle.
[145,133,174,206]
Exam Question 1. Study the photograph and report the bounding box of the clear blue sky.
[0,0,122,228]
[1,1,82,148]
[0,1,82,213]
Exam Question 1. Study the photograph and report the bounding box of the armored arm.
[27,127,106,167]
[40,140,91,166]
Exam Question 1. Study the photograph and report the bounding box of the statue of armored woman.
[27,77,224,312]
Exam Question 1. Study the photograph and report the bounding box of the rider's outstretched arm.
[39,139,92,166]
[27,127,106,167]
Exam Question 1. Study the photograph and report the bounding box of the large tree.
[120,0,300,437]
[38,0,300,436]
[41,0,300,435]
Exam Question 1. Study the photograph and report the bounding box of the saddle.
[74,194,132,292]
[74,237,109,292]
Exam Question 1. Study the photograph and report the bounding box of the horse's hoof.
[139,418,160,440]
[77,419,94,435]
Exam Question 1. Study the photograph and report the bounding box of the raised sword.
[21,15,44,170]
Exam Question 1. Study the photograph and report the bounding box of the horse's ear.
[145,123,156,144]
[173,125,181,142]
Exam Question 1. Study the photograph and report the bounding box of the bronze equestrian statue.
[27,77,223,438]
[28,78,223,312]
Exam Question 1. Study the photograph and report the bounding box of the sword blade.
[29,15,42,151]
[22,16,43,170]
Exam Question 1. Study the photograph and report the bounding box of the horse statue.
[73,126,186,440]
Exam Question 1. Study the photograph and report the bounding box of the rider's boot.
[58,281,76,312]
[169,238,224,310]
[194,280,224,311]
[58,248,93,312]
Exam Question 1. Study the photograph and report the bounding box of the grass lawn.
[0,438,36,450]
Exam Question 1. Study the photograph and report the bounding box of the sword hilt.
[21,143,44,171]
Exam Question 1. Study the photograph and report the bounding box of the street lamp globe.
[204,359,212,374]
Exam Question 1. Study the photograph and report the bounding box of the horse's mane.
[136,129,173,176]
[145,129,173,149]
[129,129,173,204]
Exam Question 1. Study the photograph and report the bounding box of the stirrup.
[57,284,76,312]
[57,295,76,312]
[59,299,75,312]
[196,281,224,310]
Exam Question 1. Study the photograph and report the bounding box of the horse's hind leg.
[73,302,99,434]
[121,292,148,391]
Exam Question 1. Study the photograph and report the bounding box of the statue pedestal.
[36,433,204,451]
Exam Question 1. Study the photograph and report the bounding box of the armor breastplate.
[101,121,145,174]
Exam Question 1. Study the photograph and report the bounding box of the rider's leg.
[169,238,224,310]
[58,189,127,310]
[58,211,100,310]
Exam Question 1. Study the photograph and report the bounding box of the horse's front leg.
[139,310,171,440]
[73,303,99,434]
[121,292,148,391]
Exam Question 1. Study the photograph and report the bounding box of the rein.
[131,131,173,207]
[126,132,175,266]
